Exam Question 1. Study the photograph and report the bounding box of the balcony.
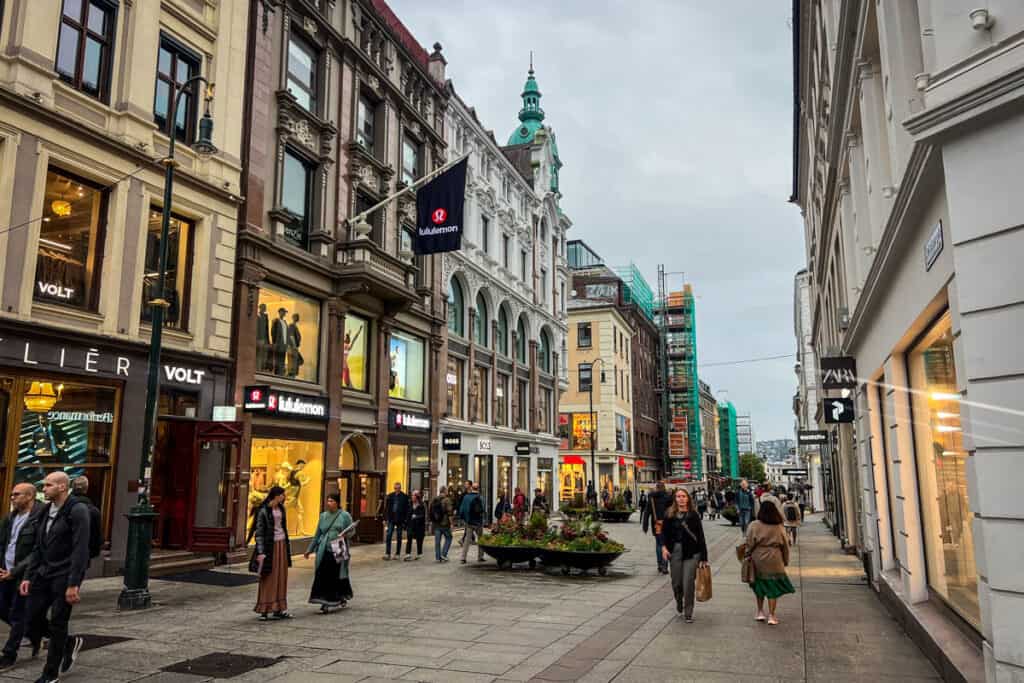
[335,238,418,307]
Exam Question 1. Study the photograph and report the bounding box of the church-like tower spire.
[507,55,545,145]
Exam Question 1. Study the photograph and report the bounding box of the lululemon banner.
[414,158,468,255]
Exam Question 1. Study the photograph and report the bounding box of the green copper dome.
[507,66,545,145]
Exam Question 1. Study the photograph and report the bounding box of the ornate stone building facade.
[438,66,569,516]
[235,0,447,546]
[0,0,248,572]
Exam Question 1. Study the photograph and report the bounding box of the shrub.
[721,505,739,526]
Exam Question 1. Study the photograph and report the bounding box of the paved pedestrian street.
[0,516,938,682]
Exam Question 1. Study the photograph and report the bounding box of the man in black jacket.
[20,472,90,683]
[0,483,42,669]
[71,476,101,561]
[641,481,673,574]
[381,482,410,561]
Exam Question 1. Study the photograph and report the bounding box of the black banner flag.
[414,158,468,255]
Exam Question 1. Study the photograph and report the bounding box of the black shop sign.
[243,386,329,421]
[441,432,462,450]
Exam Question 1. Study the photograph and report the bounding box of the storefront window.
[516,457,529,496]
[558,413,570,448]
[559,458,586,503]
[409,447,430,498]
[343,314,369,392]
[446,357,464,418]
[495,374,508,427]
[19,380,115,467]
[257,284,320,383]
[473,366,488,423]
[248,438,323,538]
[387,444,408,492]
[447,454,468,494]
[538,388,551,433]
[572,413,596,450]
[497,455,513,505]
[599,463,614,496]
[35,168,106,310]
[909,314,979,627]
[389,331,425,402]
[537,458,553,503]
[140,208,192,330]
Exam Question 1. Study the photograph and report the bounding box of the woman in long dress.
[252,486,292,620]
[305,493,354,613]
[745,499,796,625]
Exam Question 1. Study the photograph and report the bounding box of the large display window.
[249,438,323,538]
[495,374,509,427]
[473,366,488,422]
[389,331,425,402]
[537,458,553,503]
[343,314,369,392]
[386,444,408,491]
[572,413,596,450]
[559,458,586,503]
[615,414,632,451]
[35,168,107,310]
[447,453,468,494]
[497,455,513,504]
[141,208,192,330]
[516,457,529,496]
[909,313,979,627]
[446,357,464,418]
[256,284,321,383]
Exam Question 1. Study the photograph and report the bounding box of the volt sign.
[823,398,855,424]
[821,356,858,389]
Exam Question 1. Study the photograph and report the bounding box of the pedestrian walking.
[404,491,426,561]
[745,499,795,625]
[641,481,673,574]
[736,479,756,533]
[695,488,708,519]
[70,476,102,559]
[382,482,410,561]
[781,495,802,546]
[0,483,42,671]
[512,488,527,523]
[530,488,549,515]
[459,484,486,564]
[430,487,454,562]
[585,481,598,508]
[660,488,709,623]
[21,472,90,681]
[623,487,633,509]
[638,489,648,512]
[305,493,354,613]
[251,486,293,620]
[493,493,512,521]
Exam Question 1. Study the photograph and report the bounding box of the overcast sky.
[392,0,804,441]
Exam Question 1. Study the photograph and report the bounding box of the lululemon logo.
[431,208,447,224]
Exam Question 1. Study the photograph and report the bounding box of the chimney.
[428,42,446,82]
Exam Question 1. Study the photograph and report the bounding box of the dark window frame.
[577,322,592,348]
[280,146,315,250]
[153,33,201,143]
[401,134,422,186]
[286,30,319,114]
[140,204,195,331]
[356,93,377,156]
[55,0,117,103]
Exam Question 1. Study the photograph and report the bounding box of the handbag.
[738,538,758,584]
[696,563,713,602]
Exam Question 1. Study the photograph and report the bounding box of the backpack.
[429,497,446,524]
[57,498,103,559]
[469,495,484,522]
[784,503,799,522]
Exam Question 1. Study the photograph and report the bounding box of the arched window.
[539,329,551,372]
[474,293,488,346]
[516,316,527,363]
[448,278,464,336]
[497,307,509,356]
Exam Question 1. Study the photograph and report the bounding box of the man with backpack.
[71,476,103,562]
[21,472,90,683]
[458,484,486,564]
[430,487,454,562]
[782,495,802,545]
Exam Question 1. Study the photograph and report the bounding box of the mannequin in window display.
[256,303,270,372]
[273,459,309,535]
[342,326,362,388]
[287,313,304,378]
[271,307,289,375]
[31,414,69,459]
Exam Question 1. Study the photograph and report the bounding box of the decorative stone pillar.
[376,316,395,472]
[467,307,477,422]
[511,330,520,430]
[491,319,500,427]
[529,340,539,433]
[857,60,895,245]
[323,298,348,501]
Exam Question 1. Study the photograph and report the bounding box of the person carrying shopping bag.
[659,488,709,623]
[305,493,355,613]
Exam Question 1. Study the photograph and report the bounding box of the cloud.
[390,0,803,440]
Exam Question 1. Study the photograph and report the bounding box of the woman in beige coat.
[744,499,795,625]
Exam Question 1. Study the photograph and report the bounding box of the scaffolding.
[656,268,703,481]
[718,401,739,478]
[613,263,654,321]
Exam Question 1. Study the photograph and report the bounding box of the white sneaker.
[755,611,767,622]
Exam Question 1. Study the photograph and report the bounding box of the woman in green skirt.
[744,498,794,625]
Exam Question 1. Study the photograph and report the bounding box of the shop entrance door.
[475,456,493,525]
[152,420,241,551]
[341,472,383,544]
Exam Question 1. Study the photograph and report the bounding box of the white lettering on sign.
[277,395,327,417]
[85,349,99,373]
[37,281,75,300]
[395,412,430,430]
[23,342,38,365]
[117,356,131,376]
[47,410,114,423]
[5,341,134,377]
[163,365,205,385]
[477,438,492,451]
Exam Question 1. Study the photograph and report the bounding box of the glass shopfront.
[256,284,321,383]
[598,463,615,495]
[389,331,425,402]
[447,453,469,494]
[909,313,979,627]
[446,357,464,418]
[537,457,553,503]
[516,457,529,496]
[559,456,586,503]
[387,443,430,495]
[342,314,369,392]
[497,455,513,504]
[248,438,323,538]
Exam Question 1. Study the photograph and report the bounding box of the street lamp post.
[118,77,216,610]
[586,358,606,503]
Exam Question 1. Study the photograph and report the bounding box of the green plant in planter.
[541,517,624,553]
[721,505,739,526]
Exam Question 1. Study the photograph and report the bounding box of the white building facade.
[437,67,570,518]
[792,2,1024,680]
[793,269,824,512]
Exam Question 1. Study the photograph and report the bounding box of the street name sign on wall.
[823,398,855,424]
[797,430,828,446]
[925,221,944,271]
[821,356,858,389]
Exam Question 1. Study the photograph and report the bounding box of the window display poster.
[388,331,425,402]
[615,414,632,451]
[19,383,115,469]
[257,284,320,383]
[343,314,368,392]
[571,413,596,450]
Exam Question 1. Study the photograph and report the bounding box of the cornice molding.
[904,62,1024,141]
